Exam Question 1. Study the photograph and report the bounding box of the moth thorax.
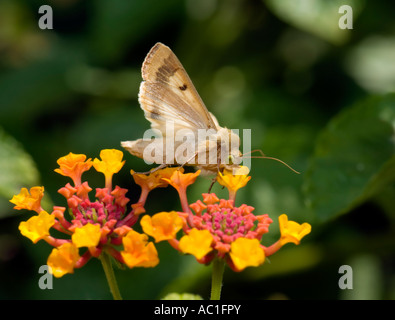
[216,128,241,165]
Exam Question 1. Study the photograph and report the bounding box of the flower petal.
[229,237,265,271]
[216,166,251,194]
[278,214,311,245]
[72,223,101,248]
[47,243,80,278]
[201,193,219,205]
[163,170,201,193]
[10,186,44,213]
[141,211,184,242]
[179,228,213,260]
[18,211,55,243]
[93,149,125,176]
[121,230,159,268]
[55,153,92,186]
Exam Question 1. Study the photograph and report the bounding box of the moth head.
[227,154,235,165]
[227,149,243,166]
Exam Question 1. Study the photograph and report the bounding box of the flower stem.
[99,252,122,300]
[210,258,225,300]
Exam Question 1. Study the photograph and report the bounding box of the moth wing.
[208,112,220,128]
[139,42,218,135]
[122,138,183,165]
[121,139,151,160]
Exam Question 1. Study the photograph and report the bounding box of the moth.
[121,42,243,174]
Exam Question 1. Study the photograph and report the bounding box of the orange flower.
[55,153,92,186]
[47,243,80,278]
[132,170,168,191]
[131,167,181,191]
[162,170,201,193]
[10,186,44,213]
[162,170,201,214]
[141,211,184,242]
[120,230,159,268]
[156,167,183,181]
[130,167,182,214]
[202,193,219,205]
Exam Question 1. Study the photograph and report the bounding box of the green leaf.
[303,94,395,222]
[0,127,41,217]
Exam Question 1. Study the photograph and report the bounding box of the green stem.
[99,252,122,300]
[210,259,225,300]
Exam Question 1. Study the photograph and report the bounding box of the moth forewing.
[139,43,217,131]
[121,42,243,174]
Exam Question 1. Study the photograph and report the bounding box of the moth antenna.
[243,150,300,174]
[242,149,264,156]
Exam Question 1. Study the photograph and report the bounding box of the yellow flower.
[10,186,44,213]
[229,237,265,271]
[47,243,80,278]
[179,228,213,260]
[121,230,159,268]
[18,211,55,243]
[141,211,184,242]
[55,153,92,186]
[93,149,125,176]
[216,166,251,200]
[71,223,101,248]
[93,149,125,188]
[278,214,311,246]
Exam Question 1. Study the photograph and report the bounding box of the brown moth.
[121,42,242,174]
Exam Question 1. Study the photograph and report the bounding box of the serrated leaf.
[0,128,41,217]
[303,94,395,222]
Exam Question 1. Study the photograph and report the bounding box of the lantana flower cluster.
[138,166,312,272]
[10,148,311,299]
[10,149,165,277]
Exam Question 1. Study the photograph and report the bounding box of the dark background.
[0,0,394,299]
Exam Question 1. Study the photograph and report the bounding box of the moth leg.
[133,163,168,175]
[206,153,224,193]
[208,177,217,193]
[179,152,198,170]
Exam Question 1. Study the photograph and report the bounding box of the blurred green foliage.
[0,0,394,300]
